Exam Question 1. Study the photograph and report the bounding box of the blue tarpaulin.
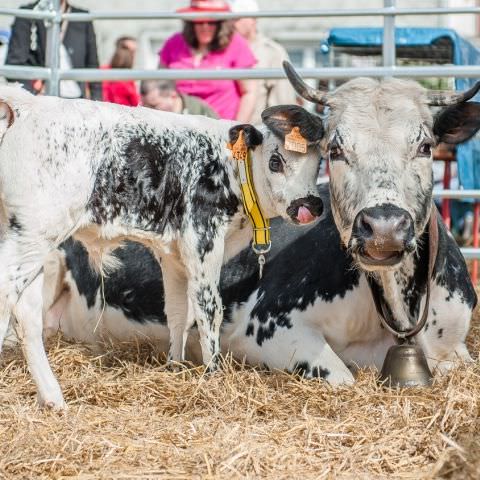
[325,27,480,191]
[0,30,9,44]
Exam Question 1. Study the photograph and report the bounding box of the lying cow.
[0,86,323,408]
[43,182,474,382]
[43,68,480,385]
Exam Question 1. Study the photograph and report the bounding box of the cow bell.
[378,343,433,387]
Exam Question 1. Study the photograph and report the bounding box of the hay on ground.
[0,309,479,479]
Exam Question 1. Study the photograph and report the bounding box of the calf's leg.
[161,258,189,364]
[0,236,64,408]
[180,240,224,371]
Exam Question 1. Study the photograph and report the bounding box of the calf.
[0,85,323,408]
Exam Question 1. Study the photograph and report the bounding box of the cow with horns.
[0,85,324,408]
[40,65,480,389]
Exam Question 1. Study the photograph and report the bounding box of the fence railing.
[1,0,480,260]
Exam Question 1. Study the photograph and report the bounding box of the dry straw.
[1,309,479,479]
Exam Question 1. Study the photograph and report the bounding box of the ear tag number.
[227,130,248,162]
[285,126,307,153]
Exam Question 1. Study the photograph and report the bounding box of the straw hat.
[177,0,231,14]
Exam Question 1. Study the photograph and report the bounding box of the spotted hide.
[0,85,323,408]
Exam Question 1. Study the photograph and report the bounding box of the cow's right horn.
[427,81,480,106]
[283,61,328,105]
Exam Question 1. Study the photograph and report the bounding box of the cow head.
[284,61,480,271]
[228,105,323,225]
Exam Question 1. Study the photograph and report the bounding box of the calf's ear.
[433,102,480,144]
[261,105,324,144]
[228,124,263,150]
[0,101,14,129]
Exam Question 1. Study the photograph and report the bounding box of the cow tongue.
[297,206,316,224]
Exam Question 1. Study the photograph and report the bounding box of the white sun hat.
[229,0,259,13]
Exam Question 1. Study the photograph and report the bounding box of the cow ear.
[433,102,480,144]
[228,124,263,150]
[261,105,324,144]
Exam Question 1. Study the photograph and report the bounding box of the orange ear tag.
[284,126,307,154]
[226,130,248,162]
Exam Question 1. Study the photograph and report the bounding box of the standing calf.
[0,86,323,408]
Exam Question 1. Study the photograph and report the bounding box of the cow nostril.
[357,214,374,238]
[395,215,410,234]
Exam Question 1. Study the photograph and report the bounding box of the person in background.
[159,0,257,121]
[5,0,101,99]
[229,0,297,124]
[140,79,218,118]
[102,36,139,106]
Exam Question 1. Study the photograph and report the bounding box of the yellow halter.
[227,127,308,278]
[227,130,271,277]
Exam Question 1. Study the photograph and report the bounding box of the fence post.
[383,0,396,72]
[45,0,61,96]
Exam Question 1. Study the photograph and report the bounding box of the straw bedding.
[0,309,479,479]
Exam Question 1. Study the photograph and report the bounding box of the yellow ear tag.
[285,126,307,154]
[227,130,248,162]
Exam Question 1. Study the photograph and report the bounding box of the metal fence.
[1,0,480,259]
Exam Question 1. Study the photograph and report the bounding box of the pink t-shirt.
[159,32,256,120]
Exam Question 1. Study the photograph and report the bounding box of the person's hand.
[32,79,45,95]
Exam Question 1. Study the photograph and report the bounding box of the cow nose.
[352,206,414,255]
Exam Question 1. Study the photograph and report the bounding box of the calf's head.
[228,105,323,225]
[284,61,480,271]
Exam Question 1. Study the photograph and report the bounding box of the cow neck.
[367,206,439,341]
[226,131,272,265]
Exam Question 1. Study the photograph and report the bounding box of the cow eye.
[418,142,432,157]
[269,155,284,173]
[329,145,343,160]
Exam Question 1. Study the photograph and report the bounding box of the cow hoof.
[204,359,221,375]
[38,396,67,411]
[37,388,67,410]
[304,367,355,386]
[165,360,194,373]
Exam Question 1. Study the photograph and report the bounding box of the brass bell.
[378,343,433,387]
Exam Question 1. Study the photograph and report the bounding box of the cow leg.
[161,258,189,364]
[0,237,64,408]
[16,274,65,408]
[180,241,224,372]
[418,285,473,374]
[225,309,355,385]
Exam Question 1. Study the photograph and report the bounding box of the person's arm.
[84,21,102,100]
[5,14,37,90]
[235,79,258,123]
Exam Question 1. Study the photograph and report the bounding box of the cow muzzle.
[286,195,323,225]
[350,205,415,268]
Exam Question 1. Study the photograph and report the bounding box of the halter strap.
[368,205,439,340]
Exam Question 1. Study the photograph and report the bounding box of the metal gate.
[1,0,480,260]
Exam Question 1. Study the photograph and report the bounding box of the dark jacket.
[5,2,101,100]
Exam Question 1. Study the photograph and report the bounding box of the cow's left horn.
[427,80,480,106]
[283,61,328,105]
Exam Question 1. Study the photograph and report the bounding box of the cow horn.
[427,81,480,106]
[283,61,328,105]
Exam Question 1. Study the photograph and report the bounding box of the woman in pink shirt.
[159,0,257,121]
